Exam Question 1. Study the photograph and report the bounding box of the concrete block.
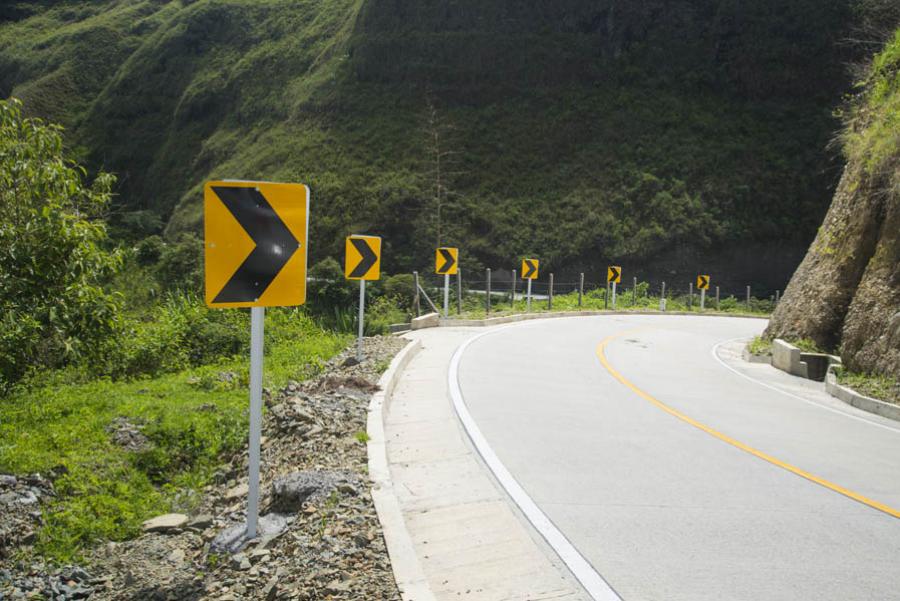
[772,339,807,378]
[411,312,440,330]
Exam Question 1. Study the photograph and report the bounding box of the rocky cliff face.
[765,29,900,379]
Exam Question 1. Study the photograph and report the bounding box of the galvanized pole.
[689,282,694,310]
[247,306,265,539]
[715,286,720,311]
[526,278,532,312]
[605,281,609,310]
[548,273,554,310]
[632,276,637,306]
[413,271,421,317]
[612,281,617,309]
[511,270,517,308]
[661,281,666,311]
[746,285,751,311]
[443,273,449,318]
[775,290,780,304]
[456,269,462,315]
[700,287,706,311]
[486,268,492,314]
[578,273,584,307]
[357,280,366,361]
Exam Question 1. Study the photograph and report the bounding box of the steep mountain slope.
[765,28,900,379]
[0,0,857,287]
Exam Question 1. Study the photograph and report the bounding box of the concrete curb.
[436,309,767,328]
[825,367,900,423]
[366,339,435,601]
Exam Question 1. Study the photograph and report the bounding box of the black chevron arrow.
[523,259,537,279]
[437,248,456,274]
[349,238,378,278]
[698,276,709,289]
[211,186,300,304]
[609,267,620,282]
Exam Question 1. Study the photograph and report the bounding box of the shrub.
[0,98,122,388]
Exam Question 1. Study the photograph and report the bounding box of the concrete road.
[455,314,900,601]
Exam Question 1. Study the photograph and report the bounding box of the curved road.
[454,315,900,601]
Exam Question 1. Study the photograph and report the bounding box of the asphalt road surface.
[455,314,900,601]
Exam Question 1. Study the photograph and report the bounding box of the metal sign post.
[443,273,450,317]
[548,273,554,310]
[357,280,366,361]
[247,306,265,538]
[457,269,462,314]
[578,273,584,307]
[511,270,517,308]
[526,277,532,312]
[486,268,492,314]
[700,287,706,310]
[612,281,617,309]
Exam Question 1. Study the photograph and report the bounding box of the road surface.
[454,314,900,600]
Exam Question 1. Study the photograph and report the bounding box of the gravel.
[0,335,407,600]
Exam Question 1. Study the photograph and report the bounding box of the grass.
[836,369,900,406]
[0,308,349,561]
[747,336,773,356]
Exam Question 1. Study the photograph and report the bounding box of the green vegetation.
[0,0,865,286]
[791,338,829,354]
[836,368,900,405]
[0,100,353,560]
[445,283,773,320]
[0,309,348,561]
[748,337,773,357]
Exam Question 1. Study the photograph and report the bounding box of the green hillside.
[0,0,862,288]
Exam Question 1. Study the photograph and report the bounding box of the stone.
[225,483,248,501]
[187,514,214,530]
[167,548,186,564]
[0,474,17,487]
[141,513,188,533]
[270,471,343,513]
[262,576,279,600]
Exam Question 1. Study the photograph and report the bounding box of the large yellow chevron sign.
[436,247,459,275]
[204,181,309,308]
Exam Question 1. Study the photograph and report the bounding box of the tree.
[0,98,122,388]
[421,96,466,248]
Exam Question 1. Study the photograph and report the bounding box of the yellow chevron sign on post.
[521,258,539,280]
[345,235,381,281]
[607,266,622,284]
[436,247,459,275]
[204,181,309,308]
[697,275,711,290]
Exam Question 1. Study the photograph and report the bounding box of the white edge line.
[711,338,900,435]
[448,328,623,601]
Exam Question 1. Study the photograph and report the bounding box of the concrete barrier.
[410,312,439,330]
[825,366,900,422]
[772,339,807,378]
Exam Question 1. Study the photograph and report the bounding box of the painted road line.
[450,328,622,601]
[710,337,900,435]
[597,331,900,520]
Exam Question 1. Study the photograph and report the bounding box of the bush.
[154,234,203,294]
[0,99,122,388]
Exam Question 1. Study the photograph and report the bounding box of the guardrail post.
[689,282,694,310]
[548,273,554,310]
[578,273,584,307]
[413,271,421,317]
[486,268,491,314]
[632,276,637,306]
[715,285,720,311]
[775,289,780,304]
[660,281,666,311]
[457,269,462,315]
[605,281,609,310]
[511,270,517,308]
[746,285,751,311]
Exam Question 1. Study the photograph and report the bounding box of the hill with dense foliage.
[0,0,867,289]
[766,24,900,380]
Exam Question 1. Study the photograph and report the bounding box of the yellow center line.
[596,330,900,520]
